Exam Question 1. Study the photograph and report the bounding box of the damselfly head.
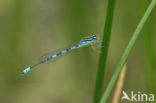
[91,34,98,41]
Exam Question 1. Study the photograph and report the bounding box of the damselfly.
[22,34,99,74]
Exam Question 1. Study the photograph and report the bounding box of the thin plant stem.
[112,64,127,103]
[140,0,156,93]
[93,0,116,103]
[100,0,156,103]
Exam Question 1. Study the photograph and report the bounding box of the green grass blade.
[93,0,116,103]
[100,0,156,103]
[140,0,156,93]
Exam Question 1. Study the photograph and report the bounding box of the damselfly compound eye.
[92,34,98,41]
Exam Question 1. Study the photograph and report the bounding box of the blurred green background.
[0,0,156,103]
